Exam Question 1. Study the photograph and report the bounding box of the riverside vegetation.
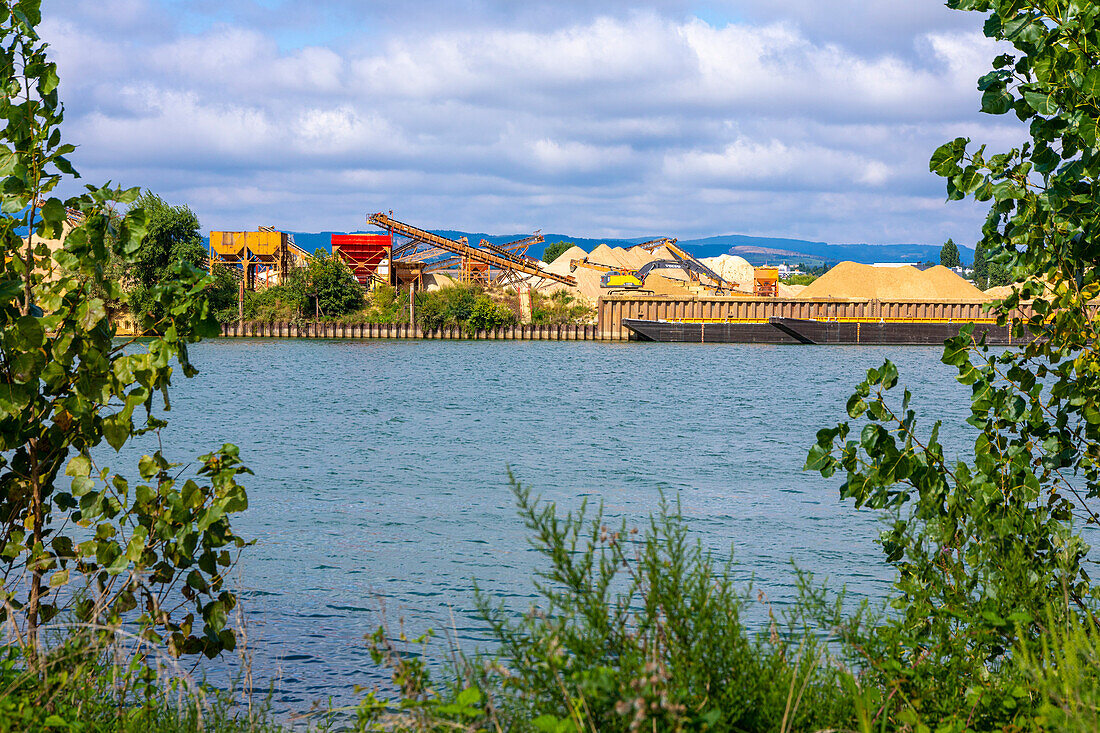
[233,262,594,331]
[2,1,1100,733]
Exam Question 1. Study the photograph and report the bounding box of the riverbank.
[217,320,602,340]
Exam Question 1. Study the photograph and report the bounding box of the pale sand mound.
[588,244,618,266]
[544,245,589,280]
[701,254,755,290]
[984,285,1015,300]
[800,262,989,300]
[642,273,693,295]
[422,272,457,291]
[778,283,807,298]
[623,246,657,269]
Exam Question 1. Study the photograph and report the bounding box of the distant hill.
[672,234,975,267]
[278,230,974,267]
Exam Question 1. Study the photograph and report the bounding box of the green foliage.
[363,283,409,324]
[415,285,515,332]
[806,355,1085,728]
[288,251,363,317]
[228,283,301,324]
[781,273,818,286]
[125,192,235,323]
[360,481,856,732]
[127,192,205,288]
[0,0,250,664]
[973,240,989,288]
[939,238,962,268]
[208,263,243,323]
[987,259,1011,287]
[1017,613,1100,731]
[806,0,1100,728]
[530,290,594,325]
[541,241,572,264]
[465,295,516,330]
[0,631,280,732]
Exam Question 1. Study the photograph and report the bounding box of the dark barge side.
[622,317,1015,345]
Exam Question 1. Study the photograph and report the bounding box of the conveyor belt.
[369,213,576,286]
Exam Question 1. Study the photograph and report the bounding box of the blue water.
[118,339,980,712]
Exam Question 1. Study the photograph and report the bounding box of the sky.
[41,0,1024,244]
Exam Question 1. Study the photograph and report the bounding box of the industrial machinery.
[209,228,296,289]
[331,233,393,286]
[571,255,739,295]
[753,266,779,297]
[367,213,576,288]
[637,237,736,291]
[568,258,644,292]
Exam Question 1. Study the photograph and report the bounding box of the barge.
[622,317,1014,345]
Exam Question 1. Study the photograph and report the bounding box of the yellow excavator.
[570,257,737,294]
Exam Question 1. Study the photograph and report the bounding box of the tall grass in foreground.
[0,622,285,733]
[358,479,859,732]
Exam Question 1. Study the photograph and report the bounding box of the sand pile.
[422,272,458,291]
[800,262,989,300]
[701,254,755,290]
[778,283,807,297]
[984,285,1015,300]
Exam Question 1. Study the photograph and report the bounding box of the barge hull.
[622,318,1014,345]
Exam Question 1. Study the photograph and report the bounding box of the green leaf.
[14,314,44,348]
[40,197,65,225]
[102,413,131,451]
[1083,68,1100,98]
[1023,90,1057,114]
[66,454,91,477]
[48,568,69,587]
[981,86,1013,114]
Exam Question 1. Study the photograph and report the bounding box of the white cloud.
[42,1,1019,244]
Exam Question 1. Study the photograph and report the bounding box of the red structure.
[331,233,392,286]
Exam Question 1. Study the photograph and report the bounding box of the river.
[119,339,978,712]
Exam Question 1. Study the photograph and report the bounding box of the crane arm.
[569,258,636,275]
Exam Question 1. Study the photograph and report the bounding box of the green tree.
[289,251,363,317]
[128,192,205,286]
[0,0,250,666]
[125,192,217,319]
[939,237,961,267]
[808,0,1100,727]
[541,241,572,263]
[987,259,1011,287]
[972,240,989,287]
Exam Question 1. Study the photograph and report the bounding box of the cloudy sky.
[42,0,1022,244]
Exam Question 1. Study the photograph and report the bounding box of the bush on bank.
[530,290,594,325]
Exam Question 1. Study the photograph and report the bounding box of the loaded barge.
[600,295,1023,344]
[621,317,1013,345]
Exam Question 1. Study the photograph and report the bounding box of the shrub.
[781,273,817,286]
[530,289,594,324]
[0,629,279,732]
[413,285,516,331]
[465,295,516,331]
[360,481,856,732]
